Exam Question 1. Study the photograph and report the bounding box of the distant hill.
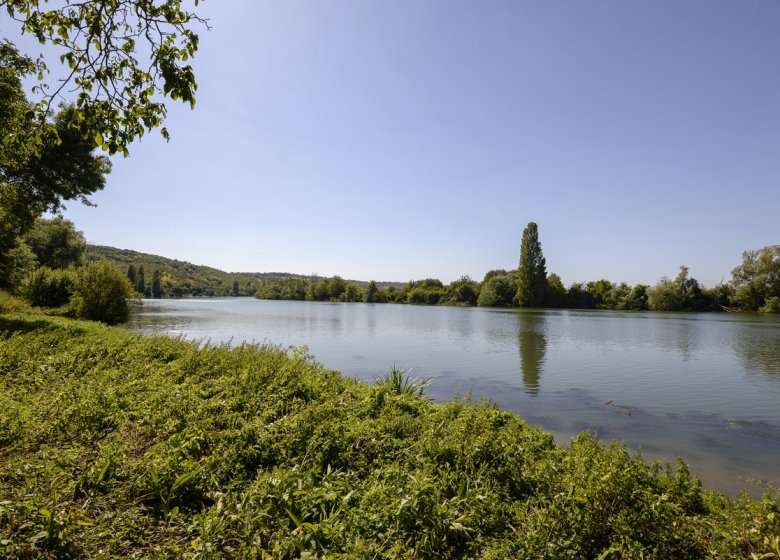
[86,245,402,297]
[87,245,291,297]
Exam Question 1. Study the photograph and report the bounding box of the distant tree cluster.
[251,222,778,314]
[4,217,777,316]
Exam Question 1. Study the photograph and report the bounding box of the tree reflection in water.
[517,310,547,395]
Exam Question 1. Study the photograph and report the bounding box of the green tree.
[1,43,110,283]
[402,279,445,305]
[731,245,780,311]
[22,216,86,269]
[325,276,347,301]
[545,273,567,308]
[647,266,705,312]
[232,280,240,297]
[477,272,517,307]
[135,265,146,295]
[306,279,329,301]
[127,265,137,287]
[482,269,508,282]
[516,222,548,307]
[1,2,206,156]
[70,261,133,324]
[151,270,162,299]
[446,276,480,305]
[365,280,380,303]
[342,283,363,302]
[587,279,615,309]
[566,282,597,309]
[0,241,36,290]
[618,284,649,311]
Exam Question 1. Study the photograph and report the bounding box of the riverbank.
[1,313,779,558]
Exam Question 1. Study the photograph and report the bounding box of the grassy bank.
[1,314,778,558]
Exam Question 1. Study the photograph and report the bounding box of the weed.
[375,364,431,397]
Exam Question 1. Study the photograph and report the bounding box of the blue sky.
[15,1,780,285]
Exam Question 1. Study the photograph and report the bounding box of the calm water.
[126,298,780,496]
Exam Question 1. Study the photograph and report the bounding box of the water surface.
[126,298,780,496]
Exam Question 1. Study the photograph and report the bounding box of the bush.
[20,267,76,308]
[70,261,133,324]
[759,296,780,313]
[0,290,31,314]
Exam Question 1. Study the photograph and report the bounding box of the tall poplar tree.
[151,270,162,299]
[135,265,145,295]
[127,265,137,287]
[516,222,548,307]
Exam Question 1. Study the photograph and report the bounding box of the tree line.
[254,222,780,314]
[87,245,275,299]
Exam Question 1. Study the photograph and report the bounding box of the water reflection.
[517,311,547,395]
[733,322,780,377]
[670,318,698,362]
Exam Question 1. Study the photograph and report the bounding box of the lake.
[126,298,780,496]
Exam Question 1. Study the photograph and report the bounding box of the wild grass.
[375,364,431,396]
[0,313,778,558]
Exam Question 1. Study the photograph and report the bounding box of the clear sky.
[16,1,780,285]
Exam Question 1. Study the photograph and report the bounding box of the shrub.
[759,296,780,313]
[20,267,76,308]
[0,290,31,314]
[70,261,133,324]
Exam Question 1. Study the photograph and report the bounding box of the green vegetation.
[2,1,205,156]
[375,364,432,397]
[1,313,779,558]
[731,245,780,312]
[1,44,110,288]
[88,244,294,298]
[0,218,130,323]
[516,222,548,308]
[250,222,778,314]
[3,217,778,315]
[70,261,134,325]
[0,290,30,314]
[21,217,87,270]
[20,266,76,308]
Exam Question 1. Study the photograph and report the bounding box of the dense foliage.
[21,216,87,270]
[70,261,134,324]
[0,314,779,558]
[0,44,110,287]
[20,266,76,308]
[516,222,548,307]
[731,245,780,312]
[1,1,206,155]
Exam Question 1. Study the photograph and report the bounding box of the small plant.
[148,466,200,521]
[375,364,431,396]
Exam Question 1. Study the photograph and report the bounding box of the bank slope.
[0,314,778,558]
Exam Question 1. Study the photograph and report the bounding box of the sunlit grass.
[0,313,778,558]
